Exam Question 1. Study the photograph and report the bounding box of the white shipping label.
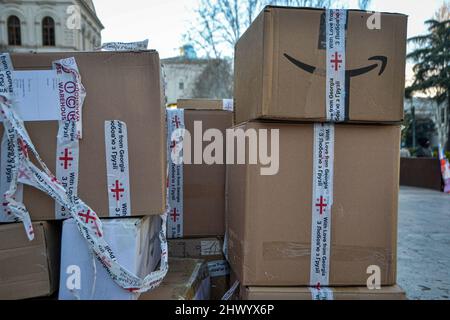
[201,240,223,256]
[325,9,347,122]
[166,108,184,238]
[0,129,23,222]
[104,120,131,217]
[207,260,230,278]
[309,287,334,300]
[55,121,79,219]
[310,123,335,287]
[222,99,233,112]
[11,70,60,121]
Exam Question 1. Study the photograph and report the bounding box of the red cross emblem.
[315,196,327,215]
[172,115,181,128]
[59,148,74,169]
[18,138,28,158]
[2,201,10,215]
[78,209,97,223]
[28,225,34,236]
[18,168,30,179]
[170,208,179,222]
[93,221,102,238]
[111,180,125,201]
[330,52,343,71]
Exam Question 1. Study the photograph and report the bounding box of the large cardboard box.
[58,216,161,300]
[140,258,210,300]
[169,237,231,300]
[227,122,400,286]
[242,285,406,300]
[0,222,61,300]
[180,108,233,236]
[234,6,407,124]
[2,51,166,220]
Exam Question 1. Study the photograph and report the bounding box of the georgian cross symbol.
[78,209,96,223]
[18,168,30,179]
[315,196,327,215]
[170,208,179,222]
[111,180,125,201]
[330,52,343,71]
[172,115,181,128]
[18,138,28,158]
[59,148,73,169]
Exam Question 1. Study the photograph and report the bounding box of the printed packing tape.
[99,40,149,51]
[0,52,169,293]
[166,108,184,238]
[105,120,131,217]
[307,9,347,289]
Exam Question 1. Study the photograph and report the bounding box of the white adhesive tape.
[310,123,335,287]
[166,108,184,238]
[99,40,149,51]
[325,9,347,122]
[105,120,131,217]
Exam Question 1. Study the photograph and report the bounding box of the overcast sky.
[93,0,445,59]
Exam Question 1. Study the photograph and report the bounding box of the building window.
[179,82,184,90]
[7,16,22,46]
[42,16,55,46]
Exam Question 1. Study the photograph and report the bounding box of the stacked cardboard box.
[169,237,230,300]
[140,258,211,300]
[164,99,233,299]
[227,6,408,299]
[0,51,167,300]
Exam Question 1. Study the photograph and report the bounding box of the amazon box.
[226,122,400,286]
[234,6,407,124]
[0,222,61,300]
[140,258,210,300]
[58,216,161,300]
[1,51,166,220]
[169,237,231,300]
[171,107,233,237]
[242,285,406,300]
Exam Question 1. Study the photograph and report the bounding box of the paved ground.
[398,186,450,300]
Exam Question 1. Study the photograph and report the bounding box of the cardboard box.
[3,51,166,220]
[58,216,161,300]
[140,258,210,300]
[178,98,233,111]
[242,285,406,300]
[182,109,233,236]
[0,222,61,300]
[234,6,407,124]
[169,237,231,300]
[227,122,400,286]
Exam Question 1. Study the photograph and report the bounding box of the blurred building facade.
[0,0,103,52]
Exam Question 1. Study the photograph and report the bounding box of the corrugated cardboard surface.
[3,51,166,220]
[243,285,406,300]
[183,110,233,236]
[178,99,225,110]
[234,6,407,124]
[140,258,210,300]
[227,122,400,286]
[0,221,61,300]
[169,237,230,300]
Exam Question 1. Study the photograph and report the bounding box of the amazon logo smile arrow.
[283,53,388,120]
